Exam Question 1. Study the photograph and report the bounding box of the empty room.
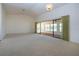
[0,3,79,56]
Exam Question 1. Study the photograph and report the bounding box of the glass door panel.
[41,22,45,33]
[36,23,41,33]
[53,19,63,39]
[40,21,53,36]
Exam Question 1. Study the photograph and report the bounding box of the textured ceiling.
[4,3,67,17]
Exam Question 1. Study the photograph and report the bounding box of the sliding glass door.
[53,19,63,38]
[36,16,69,40]
[36,19,63,38]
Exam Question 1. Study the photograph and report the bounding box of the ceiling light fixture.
[46,3,53,12]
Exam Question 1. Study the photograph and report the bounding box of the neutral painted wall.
[36,4,79,43]
[0,4,6,40]
[6,14,35,34]
[0,3,2,40]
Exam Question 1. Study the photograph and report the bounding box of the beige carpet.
[0,34,79,56]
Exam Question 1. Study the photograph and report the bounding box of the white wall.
[36,4,79,43]
[0,4,6,40]
[70,4,79,43]
[6,14,35,34]
[0,3,2,40]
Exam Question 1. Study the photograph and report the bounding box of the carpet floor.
[0,34,79,56]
